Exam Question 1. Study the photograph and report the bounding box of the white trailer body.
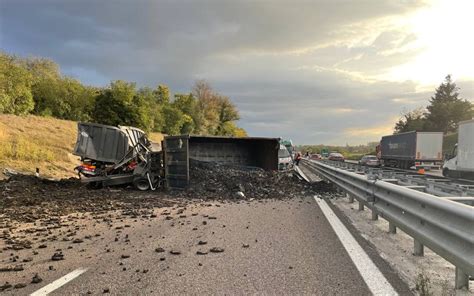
[443,119,474,179]
[415,132,444,161]
[456,119,474,171]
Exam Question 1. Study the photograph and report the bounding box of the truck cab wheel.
[134,177,150,191]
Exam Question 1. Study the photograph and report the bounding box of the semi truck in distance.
[376,131,444,170]
[442,119,474,179]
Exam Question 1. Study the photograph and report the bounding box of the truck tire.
[442,168,450,178]
[87,181,103,189]
[134,177,150,191]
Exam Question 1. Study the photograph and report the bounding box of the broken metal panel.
[119,126,148,148]
[164,135,190,189]
[73,123,147,164]
[73,123,129,163]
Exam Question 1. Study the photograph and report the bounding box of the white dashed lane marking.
[30,268,88,296]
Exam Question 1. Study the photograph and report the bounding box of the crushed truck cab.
[73,122,162,190]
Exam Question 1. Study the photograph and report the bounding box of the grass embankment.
[0,115,163,179]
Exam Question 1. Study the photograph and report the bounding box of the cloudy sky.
[1,0,473,145]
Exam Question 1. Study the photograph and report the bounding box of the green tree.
[192,80,220,134]
[180,114,194,134]
[153,84,170,105]
[192,80,245,136]
[162,104,184,135]
[61,80,97,121]
[0,53,35,115]
[137,87,163,132]
[92,80,143,127]
[215,96,240,136]
[1,52,248,137]
[424,75,473,133]
[25,57,61,81]
[394,108,427,133]
[173,93,202,134]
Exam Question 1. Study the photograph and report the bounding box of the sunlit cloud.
[344,121,398,138]
[383,0,474,84]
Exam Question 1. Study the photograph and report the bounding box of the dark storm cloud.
[2,0,460,144]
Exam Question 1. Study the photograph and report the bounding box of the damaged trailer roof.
[73,122,147,163]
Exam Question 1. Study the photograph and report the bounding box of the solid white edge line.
[314,197,398,296]
[30,268,88,296]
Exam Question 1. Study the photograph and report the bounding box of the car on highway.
[310,153,322,160]
[328,152,345,161]
[358,155,380,167]
[278,144,293,170]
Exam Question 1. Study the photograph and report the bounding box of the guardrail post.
[358,201,364,211]
[388,222,396,234]
[371,210,378,221]
[455,267,469,290]
[413,239,424,256]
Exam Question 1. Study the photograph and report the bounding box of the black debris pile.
[176,159,334,200]
[0,174,181,223]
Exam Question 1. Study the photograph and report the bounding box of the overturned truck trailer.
[72,122,279,190]
[163,135,280,189]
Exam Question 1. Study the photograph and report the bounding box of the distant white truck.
[377,131,444,170]
[443,119,474,179]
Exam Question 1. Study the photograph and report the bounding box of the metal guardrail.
[302,159,474,290]
[329,160,474,197]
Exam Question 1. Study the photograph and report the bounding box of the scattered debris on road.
[176,160,333,200]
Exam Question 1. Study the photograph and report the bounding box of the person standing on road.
[295,152,302,166]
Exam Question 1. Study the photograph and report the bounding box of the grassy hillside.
[0,115,163,179]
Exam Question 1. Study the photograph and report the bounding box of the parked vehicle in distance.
[278,144,293,170]
[443,119,474,179]
[328,152,345,161]
[377,131,443,170]
[358,155,380,167]
[321,148,330,158]
[310,153,322,160]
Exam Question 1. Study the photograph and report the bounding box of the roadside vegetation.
[0,51,246,137]
[1,51,243,178]
[394,75,473,135]
[0,114,163,179]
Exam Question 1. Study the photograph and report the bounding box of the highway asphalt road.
[1,197,412,295]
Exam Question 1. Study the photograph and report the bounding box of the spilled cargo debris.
[174,159,334,200]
